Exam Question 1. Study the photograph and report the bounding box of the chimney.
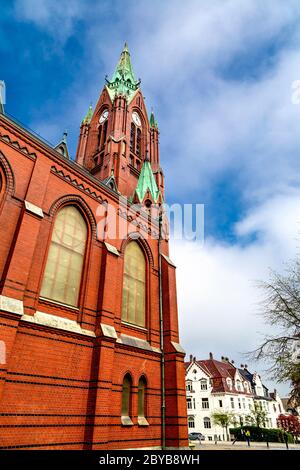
[240,364,244,368]
[193,356,196,362]
[189,354,193,362]
[209,352,213,360]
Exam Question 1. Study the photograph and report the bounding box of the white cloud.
[14,0,85,41]
[11,0,300,394]
[172,190,300,394]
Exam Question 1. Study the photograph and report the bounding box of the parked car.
[188,432,205,441]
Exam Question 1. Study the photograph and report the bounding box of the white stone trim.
[104,242,120,256]
[138,417,149,426]
[117,333,161,353]
[171,341,185,354]
[161,253,176,268]
[0,295,24,315]
[21,311,95,337]
[121,416,133,426]
[100,323,118,339]
[24,200,44,218]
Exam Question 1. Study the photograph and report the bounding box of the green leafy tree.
[245,401,268,428]
[212,411,234,441]
[252,261,300,406]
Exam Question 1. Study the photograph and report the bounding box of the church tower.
[76,43,164,204]
[0,44,188,450]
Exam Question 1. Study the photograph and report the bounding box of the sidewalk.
[191,441,300,451]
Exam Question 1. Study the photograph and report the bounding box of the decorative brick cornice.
[51,165,108,205]
[0,151,15,196]
[0,131,37,160]
[120,232,155,268]
[49,194,98,239]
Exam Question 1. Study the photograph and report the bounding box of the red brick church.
[0,45,188,449]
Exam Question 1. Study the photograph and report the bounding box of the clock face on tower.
[99,110,109,124]
[132,111,141,127]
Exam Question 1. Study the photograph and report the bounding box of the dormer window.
[226,378,232,390]
[236,379,242,391]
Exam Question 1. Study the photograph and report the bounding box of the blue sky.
[2,0,300,394]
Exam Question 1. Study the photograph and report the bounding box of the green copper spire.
[150,110,158,129]
[106,43,140,103]
[82,104,93,124]
[133,158,160,203]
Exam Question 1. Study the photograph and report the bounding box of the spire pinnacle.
[82,104,93,125]
[150,109,158,129]
[133,159,161,204]
[106,44,140,103]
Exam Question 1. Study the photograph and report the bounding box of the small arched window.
[236,379,242,391]
[226,378,232,390]
[122,241,146,327]
[121,374,132,421]
[203,417,211,429]
[138,376,147,418]
[101,120,108,149]
[40,206,87,306]
[130,123,136,152]
[136,128,141,156]
[188,417,195,429]
[97,125,102,149]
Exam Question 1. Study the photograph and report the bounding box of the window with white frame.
[236,380,242,391]
[238,398,241,409]
[188,417,195,429]
[186,381,193,392]
[203,417,211,429]
[226,378,232,390]
[202,398,209,409]
[230,397,235,409]
[200,379,208,390]
[219,399,223,408]
[242,398,246,409]
[187,398,192,410]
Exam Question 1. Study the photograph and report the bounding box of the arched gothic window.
[40,206,87,306]
[130,123,135,152]
[102,120,108,149]
[136,128,141,156]
[121,242,146,327]
[138,376,147,418]
[121,374,132,418]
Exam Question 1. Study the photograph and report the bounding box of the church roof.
[133,158,160,203]
[106,43,140,103]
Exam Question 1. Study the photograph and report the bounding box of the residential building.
[185,354,285,440]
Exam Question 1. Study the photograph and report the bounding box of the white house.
[185,354,285,441]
